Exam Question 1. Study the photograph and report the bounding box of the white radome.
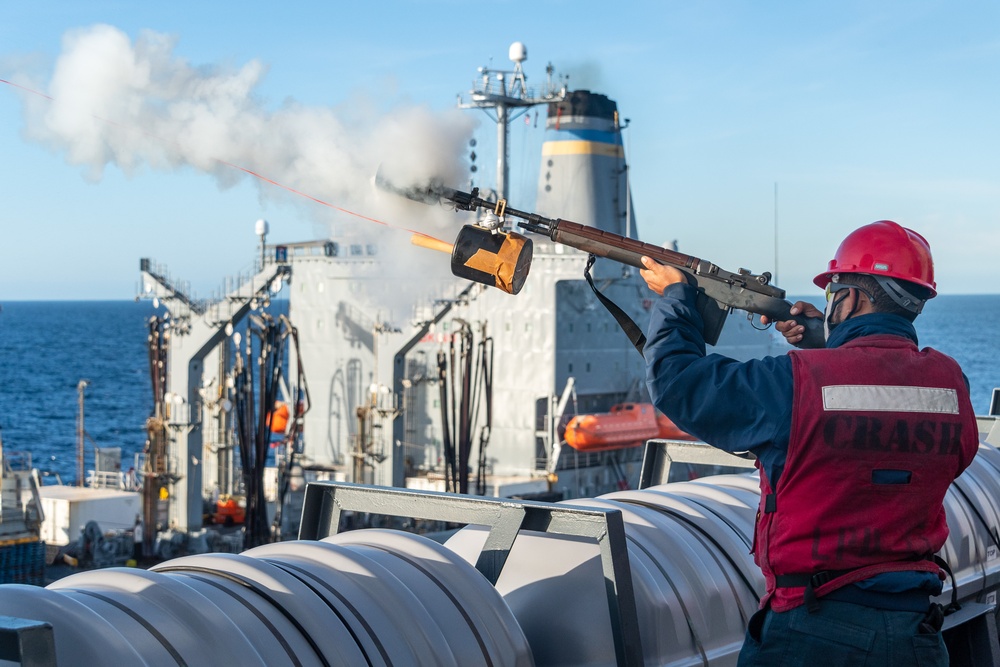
[508,41,527,63]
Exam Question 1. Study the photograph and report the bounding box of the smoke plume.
[18,24,476,237]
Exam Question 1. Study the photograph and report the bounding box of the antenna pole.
[77,379,89,486]
[458,43,565,201]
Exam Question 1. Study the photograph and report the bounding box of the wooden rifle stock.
[547,219,826,348]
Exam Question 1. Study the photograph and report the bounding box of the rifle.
[394,182,825,349]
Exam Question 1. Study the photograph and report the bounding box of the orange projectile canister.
[450,225,533,295]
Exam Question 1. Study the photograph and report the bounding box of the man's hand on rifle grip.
[760,301,824,346]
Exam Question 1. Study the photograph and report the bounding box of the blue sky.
[1,0,998,300]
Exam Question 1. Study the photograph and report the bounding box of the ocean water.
[0,296,997,483]
[0,301,155,484]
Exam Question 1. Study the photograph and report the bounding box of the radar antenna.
[458,42,566,201]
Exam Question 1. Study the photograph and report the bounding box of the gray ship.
[3,44,1000,667]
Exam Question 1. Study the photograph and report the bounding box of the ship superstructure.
[138,258,289,538]
[128,46,777,547]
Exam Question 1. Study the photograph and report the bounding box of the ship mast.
[458,42,565,201]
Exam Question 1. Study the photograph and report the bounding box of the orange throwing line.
[0,77,451,246]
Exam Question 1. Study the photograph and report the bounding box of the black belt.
[775,569,856,612]
[775,569,855,590]
[775,556,960,615]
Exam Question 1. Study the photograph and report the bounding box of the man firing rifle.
[640,220,978,666]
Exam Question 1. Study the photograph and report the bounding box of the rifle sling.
[584,254,646,356]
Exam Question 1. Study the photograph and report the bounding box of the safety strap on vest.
[775,555,959,615]
[774,569,856,613]
[584,254,646,356]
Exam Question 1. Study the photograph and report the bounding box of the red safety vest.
[754,335,979,612]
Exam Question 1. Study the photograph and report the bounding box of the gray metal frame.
[299,481,643,666]
[639,438,757,489]
[942,602,1000,666]
[0,616,56,667]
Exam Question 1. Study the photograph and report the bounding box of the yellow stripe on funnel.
[542,141,624,158]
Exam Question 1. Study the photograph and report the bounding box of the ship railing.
[86,470,128,491]
[1,450,31,473]
[202,423,225,449]
[216,252,289,301]
[210,262,261,306]
[165,402,191,426]
[468,76,562,103]
[638,439,757,489]
[0,463,45,533]
[139,258,205,315]
[134,452,180,480]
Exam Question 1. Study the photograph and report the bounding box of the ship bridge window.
[366,244,377,256]
[350,244,363,256]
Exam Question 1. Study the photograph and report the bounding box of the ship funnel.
[536,90,636,240]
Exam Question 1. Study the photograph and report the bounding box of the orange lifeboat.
[564,403,695,453]
[213,495,246,526]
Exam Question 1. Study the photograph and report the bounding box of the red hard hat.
[813,220,936,296]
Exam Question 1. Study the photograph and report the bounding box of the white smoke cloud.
[19,24,476,238]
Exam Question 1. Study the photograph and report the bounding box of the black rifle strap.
[584,254,646,356]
